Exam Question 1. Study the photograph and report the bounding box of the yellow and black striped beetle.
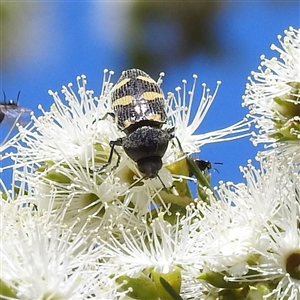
[105,68,174,179]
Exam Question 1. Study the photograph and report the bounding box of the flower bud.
[116,274,159,300]
[151,267,182,300]
[0,279,17,299]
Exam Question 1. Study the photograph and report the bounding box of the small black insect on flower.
[189,158,223,176]
[102,68,175,179]
[194,159,212,172]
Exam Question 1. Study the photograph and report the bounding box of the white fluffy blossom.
[0,195,124,300]
[243,27,300,148]
[8,63,295,299]
[4,70,250,238]
[196,155,300,299]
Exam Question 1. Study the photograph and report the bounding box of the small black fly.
[189,158,223,176]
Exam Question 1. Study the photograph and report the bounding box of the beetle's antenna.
[127,173,169,193]
[128,175,147,189]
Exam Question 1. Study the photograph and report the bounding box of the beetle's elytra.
[105,68,174,179]
[111,68,167,133]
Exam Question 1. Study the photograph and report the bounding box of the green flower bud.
[151,267,182,300]
[44,171,71,184]
[218,286,249,300]
[198,271,246,289]
[116,274,159,300]
[246,283,271,299]
[271,81,300,142]
[166,157,191,198]
[0,279,17,299]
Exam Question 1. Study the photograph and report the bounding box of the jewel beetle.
[104,68,174,179]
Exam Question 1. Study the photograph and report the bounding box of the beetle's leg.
[95,138,122,172]
[103,111,115,120]
[93,111,115,125]
[174,136,184,154]
[109,139,122,171]
[167,127,185,154]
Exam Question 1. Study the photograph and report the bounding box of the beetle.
[104,68,174,179]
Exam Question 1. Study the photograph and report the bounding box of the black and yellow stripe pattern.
[111,69,167,132]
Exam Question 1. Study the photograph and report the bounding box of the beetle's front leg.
[95,138,123,172]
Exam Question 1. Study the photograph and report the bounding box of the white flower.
[103,211,205,273]
[250,160,300,300]
[96,209,210,299]
[216,157,292,231]
[5,69,251,241]
[228,169,300,300]
[0,197,123,300]
[258,196,300,300]
[14,73,113,167]
[0,101,32,173]
[243,27,300,146]
[194,186,261,278]
[167,75,251,157]
[200,154,300,299]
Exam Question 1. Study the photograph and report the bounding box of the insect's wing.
[0,105,32,126]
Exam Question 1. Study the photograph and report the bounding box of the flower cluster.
[1,27,300,300]
[243,27,300,146]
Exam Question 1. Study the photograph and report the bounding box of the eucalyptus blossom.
[2,26,299,300]
[243,27,300,148]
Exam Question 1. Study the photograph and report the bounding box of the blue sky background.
[1,2,299,189]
